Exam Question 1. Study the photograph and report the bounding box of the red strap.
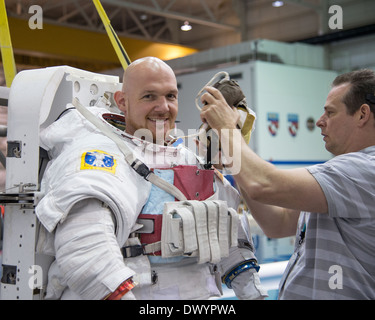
[103,278,135,300]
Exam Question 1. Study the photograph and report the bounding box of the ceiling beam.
[127,9,151,39]
[100,0,239,31]
[282,0,322,12]
[58,1,92,23]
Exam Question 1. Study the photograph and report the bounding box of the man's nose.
[316,114,325,127]
[155,97,169,112]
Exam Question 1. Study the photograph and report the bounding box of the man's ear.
[114,91,126,114]
[358,103,371,127]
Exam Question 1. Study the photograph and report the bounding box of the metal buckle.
[121,244,144,258]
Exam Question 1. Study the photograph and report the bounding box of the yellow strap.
[92,0,131,70]
[0,0,17,87]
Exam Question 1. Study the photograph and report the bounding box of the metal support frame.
[0,65,121,300]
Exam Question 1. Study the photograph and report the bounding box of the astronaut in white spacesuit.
[35,57,267,300]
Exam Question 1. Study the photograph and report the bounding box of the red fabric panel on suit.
[138,213,163,255]
[172,165,214,201]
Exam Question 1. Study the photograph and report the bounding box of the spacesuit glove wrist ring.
[222,259,260,289]
[103,278,136,300]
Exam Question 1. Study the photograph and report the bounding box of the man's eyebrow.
[142,89,155,93]
[139,87,178,95]
[139,90,156,95]
[323,105,335,111]
[142,89,178,94]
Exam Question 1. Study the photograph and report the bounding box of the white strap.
[176,207,198,254]
[214,200,229,258]
[143,241,161,255]
[147,172,187,201]
[159,200,239,262]
[228,207,239,247]
[72,98,187,201]
[73,98,135,163]
[204,201,221,264]
[187,201,210,264]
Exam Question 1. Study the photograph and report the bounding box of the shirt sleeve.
[307,153,375,219]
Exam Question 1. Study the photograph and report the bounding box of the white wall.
[176,61,337,166]
[253,61,336,166]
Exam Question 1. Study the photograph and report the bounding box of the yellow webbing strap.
[92,0,131,70]
[0,0,17,87]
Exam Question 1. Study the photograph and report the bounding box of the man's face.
[118,63,178,143]
[316,83,357,156]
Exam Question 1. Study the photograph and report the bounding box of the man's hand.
[200,86,240,132]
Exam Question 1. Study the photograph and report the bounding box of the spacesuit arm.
[217,212,268,300]
[54,198,135,300]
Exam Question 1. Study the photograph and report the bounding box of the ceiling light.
[181,21,192,31]
[272,1,284,7]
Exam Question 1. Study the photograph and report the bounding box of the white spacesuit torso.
[36,106,265,300]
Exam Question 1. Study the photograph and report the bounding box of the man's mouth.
[147,118,171,131]
[148,117,169,123]
[147,117,170,143]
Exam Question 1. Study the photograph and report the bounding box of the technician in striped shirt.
[200,69,375,299]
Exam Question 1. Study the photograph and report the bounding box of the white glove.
[121,290,136,300]
[231,270,268,300]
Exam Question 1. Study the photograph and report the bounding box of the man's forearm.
[240,186,299,238]
[221,130,299,238]
[220,128,274,199]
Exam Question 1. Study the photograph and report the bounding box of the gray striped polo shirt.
[278,145,375,300]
